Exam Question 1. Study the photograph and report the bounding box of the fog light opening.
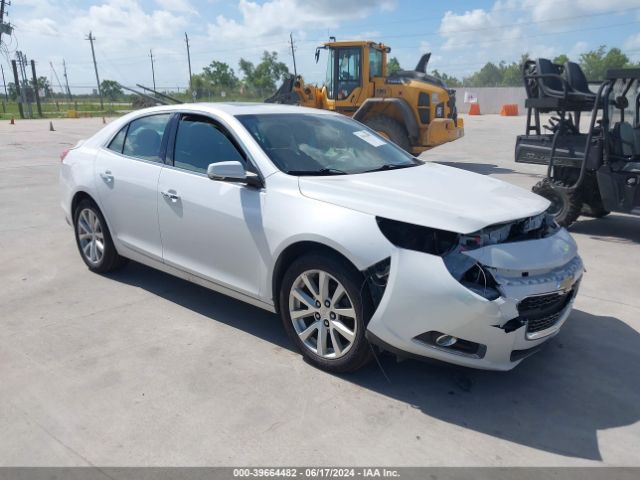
[435,334,458,347]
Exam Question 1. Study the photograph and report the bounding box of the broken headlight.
[376,217,459,256]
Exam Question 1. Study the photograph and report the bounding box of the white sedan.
[60,103,583,373]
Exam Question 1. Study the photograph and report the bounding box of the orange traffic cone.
[500,104,519,116]
[468,103,481,115]
[10,117,15,125]
[49,121,55,131]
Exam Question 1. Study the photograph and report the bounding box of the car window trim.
[166,111,265,185]
[106,123,129,154]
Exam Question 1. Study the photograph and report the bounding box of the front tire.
[74,199,127,273]
[532,179,583,227]
[280,254,373,373]
[363,115,411,152]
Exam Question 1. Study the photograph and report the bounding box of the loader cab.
[317,41,389,114]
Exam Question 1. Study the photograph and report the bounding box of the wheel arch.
[271,240,365,314]
[353,98,419,145]
[71,190,99,217]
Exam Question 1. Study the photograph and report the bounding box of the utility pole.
[149,49,156,91]
[185,32,193,94]
[1,0,13,47]
[85,32,103,110]
[289,32,297,76]
[62,59,72,102]
[16,51,32,118]
[10,59,23,118]
[1,64,8,101]
[30,59,42,117]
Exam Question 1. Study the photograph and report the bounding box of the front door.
[94,113,173,261]
[157,113,266,298]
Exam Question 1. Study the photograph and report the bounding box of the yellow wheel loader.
[266,40,464,154]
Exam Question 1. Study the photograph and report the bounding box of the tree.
[100,80,123,102]
[387,57,401,75]
[431,69,461,87]
[7,82,18,101]
[34,77,51,97]
[202,60,238,90]
[579,46,630,81]
[553,54,569,65]
[187,73,214,100]
[239,51,289,96]
[465,62,503,87]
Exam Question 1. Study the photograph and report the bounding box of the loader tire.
[532,179,583,227]
[364,115,411,152]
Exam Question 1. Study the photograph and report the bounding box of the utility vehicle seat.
[564,61,597,102]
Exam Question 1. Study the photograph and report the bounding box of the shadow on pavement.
[348,309,640,461]
[109,263,640,460]
[570,214,640,244]
[107,262,292,351]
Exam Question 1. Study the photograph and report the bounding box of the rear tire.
[74,199,127,273]
[363,115,411,152]
[279,254,373,373]
[532,179,583,227]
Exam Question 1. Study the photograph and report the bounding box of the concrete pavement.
[0,115,638,466]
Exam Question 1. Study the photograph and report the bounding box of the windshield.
[236,113,420,175]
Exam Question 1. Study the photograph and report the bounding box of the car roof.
[138,102,338,117]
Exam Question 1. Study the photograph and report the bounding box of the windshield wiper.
[287,168,348,176]
[360,163,417,174]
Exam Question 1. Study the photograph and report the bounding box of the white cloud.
[569,41,589,59]
[15,17,60,37]
[155,0,197,15]
[624,33,640,61]
[70,0,190,49]
[438,7,522,52]
[207,0,396,43]
[523,0,640,23]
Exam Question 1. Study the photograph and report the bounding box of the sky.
[1,0,640,94]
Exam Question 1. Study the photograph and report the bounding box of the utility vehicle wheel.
[532,179,583,227]
[280,254,373,373]
[74,199,127,273]
[364,115,411,152]
[581,202,610,218]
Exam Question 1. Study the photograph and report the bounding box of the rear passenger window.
[107,125,128,153]
[173,115,244,174]
[122,114,171,162]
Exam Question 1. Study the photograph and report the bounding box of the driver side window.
[173,115,244,174]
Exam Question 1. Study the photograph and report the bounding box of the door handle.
[100,170,114,182]
[161,190,180,202]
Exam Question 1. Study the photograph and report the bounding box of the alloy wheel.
[77,208,105,265]
[288,269,357,359]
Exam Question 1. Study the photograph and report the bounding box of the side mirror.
[207,161,262,187]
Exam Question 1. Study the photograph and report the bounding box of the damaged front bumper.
[365,228,583,371]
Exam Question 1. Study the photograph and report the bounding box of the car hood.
[298,162,549,234]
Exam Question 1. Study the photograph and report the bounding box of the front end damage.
[365,213,583,370]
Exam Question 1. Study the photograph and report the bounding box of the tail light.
[60,149,70,162]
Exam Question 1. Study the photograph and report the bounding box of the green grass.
[0,95,268,120]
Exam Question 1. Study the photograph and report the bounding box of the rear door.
[94,113,173,261]
[157,113,266,298]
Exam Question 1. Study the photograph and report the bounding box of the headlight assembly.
[376,217,459,256]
